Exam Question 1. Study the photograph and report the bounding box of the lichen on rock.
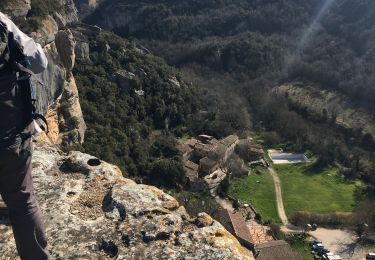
[0,147,253,259]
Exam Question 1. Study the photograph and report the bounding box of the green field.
[227,170,280,223]
[275,163,364,217]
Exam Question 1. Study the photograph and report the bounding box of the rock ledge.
[0,147,253,259]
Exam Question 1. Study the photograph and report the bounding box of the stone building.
[199,157,219,175]
[220,135,239,161]
[236,139,265,162]
[184,161,205,191]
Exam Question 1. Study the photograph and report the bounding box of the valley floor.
[275,163,363,216]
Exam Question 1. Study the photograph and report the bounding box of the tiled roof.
[220,135,239,147]
[178,143,193,154]
[216,209,235,234]
[184,168,199,182]
[249,147,265,154]
[194,143,211,152]
[217,209,253,245]
[185,161,199,171]
[255,240,302,260]
[199,157,217,168]
[227,210,253,245]
[185,138,199,148]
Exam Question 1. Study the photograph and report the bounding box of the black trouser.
[0,134,50,260]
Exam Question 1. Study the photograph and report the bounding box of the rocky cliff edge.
[0,146,253,259]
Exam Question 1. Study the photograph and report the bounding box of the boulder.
[169,76,181,88]
[55,29,76,70]
[71,30,90,61]
[113,70,136,92]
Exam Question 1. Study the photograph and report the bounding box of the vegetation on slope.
[85,0,375,185]
[71,31,199,188]
[0,0,62,31]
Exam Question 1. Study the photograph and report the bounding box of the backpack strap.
[12,60,45,86]
[0,22,49,136]
[32,113,49,134]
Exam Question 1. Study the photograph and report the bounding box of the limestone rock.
[74,0,105,18]
[37,99,62,146]
[0,147,254,259]
[75,41,90,60]
[53,12,67,29]
[113,70,136,92]
[59,74,87,144]
[35,42,66,116]
[33,16,59,46]
[196,212,214,227]
[169,76,181,88]
[72,30,91,61]
[1,0,31,22]
[62,0,79,23]
[55,29,76,71]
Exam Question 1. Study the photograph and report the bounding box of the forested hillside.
[71,29,199,187]
[86,0,375,103]
[85,0,375,185]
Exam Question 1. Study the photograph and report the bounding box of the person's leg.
[0,137,50,260]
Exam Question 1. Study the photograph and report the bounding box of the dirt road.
[268,167,289,225]
[268,167,300,232]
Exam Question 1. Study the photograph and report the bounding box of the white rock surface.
[0,147,254,259]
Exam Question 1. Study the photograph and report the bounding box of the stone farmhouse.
[236,139,265,162]
[178,134,265,192]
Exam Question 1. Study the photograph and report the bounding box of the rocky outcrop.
[0,3,253,259]
[113,70,136,92]
[0,147,253,259]
[60,0,79,24]
[59,74,87,144]
[74,0,105,18]
[84,2,139,33]
[36,42,66,115]
[33,16,59,46]
[72,30,90,61]
[55,29,76,71]
[0,0,31,22]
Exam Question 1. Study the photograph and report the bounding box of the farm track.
[268,167,299,232]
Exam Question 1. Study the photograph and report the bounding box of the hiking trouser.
[0,135,50,260]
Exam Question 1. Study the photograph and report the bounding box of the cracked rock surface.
[0,146,253,259]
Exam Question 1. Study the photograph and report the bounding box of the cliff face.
[1,0,86,144]
[0,146,253,259]
[83,1,138,33]
[0,2,254,259]
[73,0,105,19]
